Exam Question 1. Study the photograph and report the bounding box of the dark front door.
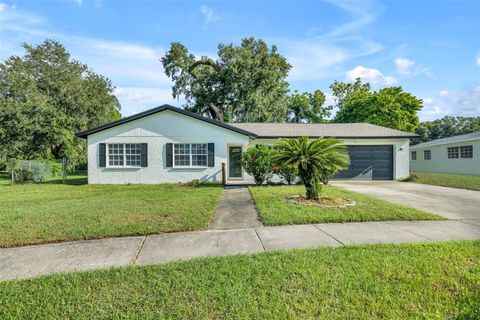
[228,146,242,178]
[335,145,394,180]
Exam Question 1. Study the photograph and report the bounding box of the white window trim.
[173,143,208,168]
[411,151,417,161]
[106,143,142,168]
[423,150,431,161]
[446,145,474,160]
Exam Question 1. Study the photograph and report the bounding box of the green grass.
[1,241,479,319]
[0,176,223,247]
[250,185,443,225]
[406,171,480,191]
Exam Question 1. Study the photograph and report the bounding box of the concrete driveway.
[332,180,480,221]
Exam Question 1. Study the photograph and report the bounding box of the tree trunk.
[304,180,319,200]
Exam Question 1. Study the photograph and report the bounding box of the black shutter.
[208,143,215,167]
[166,143,173,167]
[140,143,148,167]
[99,143,106,167]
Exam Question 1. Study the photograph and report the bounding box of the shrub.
[241,145,274,185]
[274,163,298,185]
[274,137,350,200]
[13,168,34,184]
[319,167,337,185]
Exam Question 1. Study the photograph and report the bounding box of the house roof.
[230,122,417,139]
[410,131,480,149]
[76,104,416,139]
[75,104,257,139]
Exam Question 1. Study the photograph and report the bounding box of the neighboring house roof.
[230,122,417,139]
[410,131,480,149]
[76,104,416,139]
[75,104,257,139]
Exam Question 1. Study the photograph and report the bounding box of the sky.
[0,0,479,121]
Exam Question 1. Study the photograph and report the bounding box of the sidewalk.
[1,219,480,281]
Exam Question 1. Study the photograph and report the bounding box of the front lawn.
[406,171,480,191]
[250,185,442,225]
[0,177,223,247]
[1,241,478,319]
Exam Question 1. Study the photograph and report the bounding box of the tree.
[161,37,291,122]
[0,39,121,163]
[241,145,274,185]
[412,116,480,144]
[286,90,331,123]
[274,137,350,200]
[333,86,422,132]
[329,78,370,110]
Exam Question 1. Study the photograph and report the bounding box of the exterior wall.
[242,137,410,181]
[410,139,480,176]
[87,110,250,184]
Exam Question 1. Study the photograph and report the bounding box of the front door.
[228,146,242,179]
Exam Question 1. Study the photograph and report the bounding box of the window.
[423,150,431,160]
[108,143,141,167]
[174,143,208,167]
[460,145,473,159]
[447,147,459,159]
[411,151,417,160]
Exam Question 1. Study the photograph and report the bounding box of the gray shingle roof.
[410,131,480,149]
[230,123,417,139]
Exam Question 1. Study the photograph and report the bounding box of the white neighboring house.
[410,132,480,176]
[76,104,415,184]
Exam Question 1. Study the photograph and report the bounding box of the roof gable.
[76,105,257,139]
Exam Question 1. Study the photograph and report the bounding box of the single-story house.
[410,132,480,176]
[76,104,416,184]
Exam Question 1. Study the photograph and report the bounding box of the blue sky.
[1,0,479,121]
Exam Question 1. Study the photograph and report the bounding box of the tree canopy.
[161,37,291,122]
[333,80,422,132]
[413,116,480,144]
[286,90,331,123]
[0,39,121,163]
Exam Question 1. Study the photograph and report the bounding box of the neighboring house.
[410,132,480,176]
[76,104,415,184]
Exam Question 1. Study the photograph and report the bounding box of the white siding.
[87,110,249,184]
[410,139,480,175]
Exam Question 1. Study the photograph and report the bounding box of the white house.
[410,132,480,176]
[76,104,415,184]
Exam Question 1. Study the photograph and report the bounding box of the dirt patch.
[287,196,356,208]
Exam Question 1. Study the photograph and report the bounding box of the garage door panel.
[334,145,393,180]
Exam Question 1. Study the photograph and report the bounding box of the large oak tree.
[161,37,291,122]
[0,40,121,163]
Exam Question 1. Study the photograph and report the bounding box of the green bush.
[13,168,34,184]
[274,163,298,185]
[241,145,274,185]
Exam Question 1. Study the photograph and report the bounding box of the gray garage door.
[335,145,393,180]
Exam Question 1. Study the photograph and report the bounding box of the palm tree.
[274,137,350,200]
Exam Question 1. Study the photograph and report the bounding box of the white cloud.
[0,3,173,116]
[114,87,179,115]
[200,5,219,25]
[438,90,449,97]
[423,98,434,105]
[395,57,415,75]
[477,55,480,67]
[419,86,480,120]
[346,66,397,85]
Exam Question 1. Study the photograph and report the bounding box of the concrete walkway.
[2,219,480,281]
[210,187,263,230]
